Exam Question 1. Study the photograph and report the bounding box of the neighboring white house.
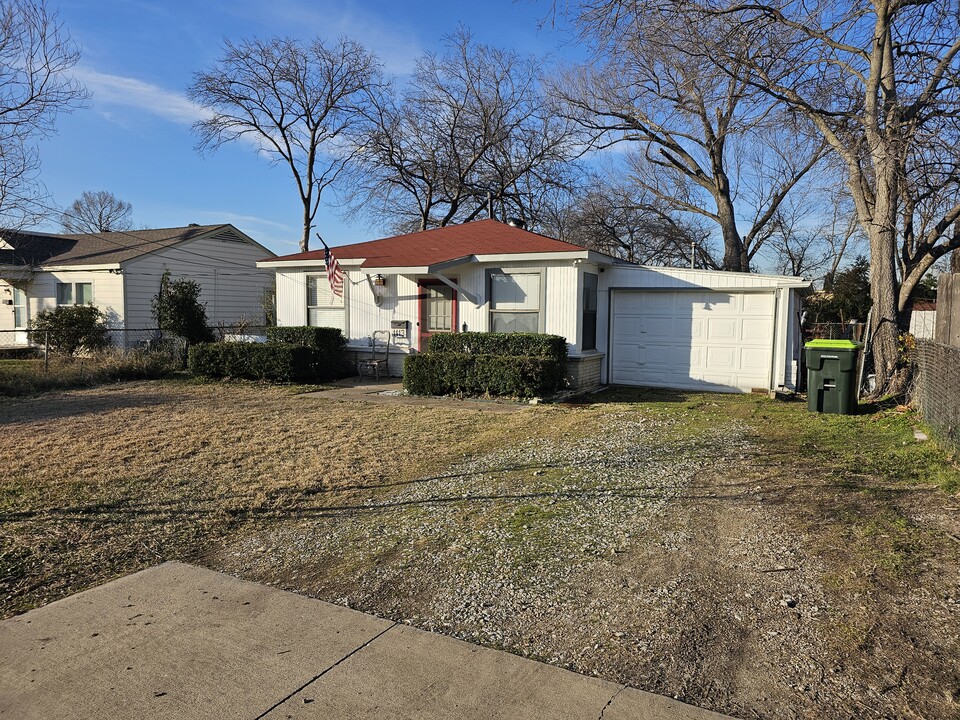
[0,224,276,345]
[258,219,811,393]
[909,300,937,340]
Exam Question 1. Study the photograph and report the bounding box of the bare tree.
[189,36,381,252]
[60,190,133,233]
[554,3,829,272]
[762,179,866,279]
[0,0,86,227]
[349,29,583,232]
[545,177,714,266]
[681,0,960,396]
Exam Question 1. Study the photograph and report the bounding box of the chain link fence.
[805,322,868,342]
[914,340,960,451]
[0,323,270,353]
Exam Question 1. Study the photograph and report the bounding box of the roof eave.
[38,262,123,271]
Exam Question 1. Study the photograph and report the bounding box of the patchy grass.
[0,352,180,396]
[1,382,958,719]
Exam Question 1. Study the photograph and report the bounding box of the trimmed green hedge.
[188,342,314,383]
[427,332,567,362]
[266,326,347,379]
[403,353,565,399]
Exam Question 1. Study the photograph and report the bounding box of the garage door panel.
[706,346,737,371]
[642,293,679,312]
[642,316,686,338]
[614,315,645,343]
[743,293,774,313]
[706,318,739,341]
[611,290,775,393]
[740,347,771,371]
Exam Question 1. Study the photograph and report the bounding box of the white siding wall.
[26,270,125,327]
[273,259,586,354]
[122,235,274,329]
[0,280,15,333]
[276,269,309,326]
[910,310,936,340]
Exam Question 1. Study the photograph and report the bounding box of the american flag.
[323,243,344,298]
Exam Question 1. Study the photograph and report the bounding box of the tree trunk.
[716,197,747,272]
[300,204,311,253]
[865,167,908,399]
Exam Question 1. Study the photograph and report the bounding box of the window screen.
[306,275,345,331]
[489,272,541,333]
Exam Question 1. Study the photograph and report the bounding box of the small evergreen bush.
[152,270,214,344]
[188,342,313,383]
[30,305,110,356]
[403,353,565,399]
[266,326,347,379]
[427,332,567,362]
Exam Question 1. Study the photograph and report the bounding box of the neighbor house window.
[489,271,541,333]
[582,272,598,351]
[56,282,93,306]
[12,287,26,328]
[306,275,345,331]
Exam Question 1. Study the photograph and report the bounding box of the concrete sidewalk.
[1,562,734,719]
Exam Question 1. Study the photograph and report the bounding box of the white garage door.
[610,290,775,393]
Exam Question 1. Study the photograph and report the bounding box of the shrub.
[188,342,314,383]
[427,332,568,362]
[265,326,348,379]
[152,270,214,344]
[403,353,565,399]
[30,305,109,356]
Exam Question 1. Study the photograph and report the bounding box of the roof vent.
[188,223,200,227]
[506,217,527,230]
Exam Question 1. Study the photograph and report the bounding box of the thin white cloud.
[73,66,211,126]
[227,0,423,76]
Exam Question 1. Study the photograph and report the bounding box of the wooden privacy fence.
[936,273,959,347]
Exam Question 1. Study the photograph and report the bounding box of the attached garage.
[600,266,810,393]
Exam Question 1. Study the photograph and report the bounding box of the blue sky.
[36,0,576,254]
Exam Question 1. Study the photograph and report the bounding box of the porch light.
[370,273,387,306]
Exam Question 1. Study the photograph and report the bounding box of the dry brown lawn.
[1,379,958,719]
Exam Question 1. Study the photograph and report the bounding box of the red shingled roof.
[268,219,586,267]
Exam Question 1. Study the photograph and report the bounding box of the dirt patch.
[2,381,958,718]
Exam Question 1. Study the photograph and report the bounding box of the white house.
[0,224,276,345]
[258,219,811,393]
[909,300,937,340]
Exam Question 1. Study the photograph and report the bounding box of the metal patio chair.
[357,330,391,381]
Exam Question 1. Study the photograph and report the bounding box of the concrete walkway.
[1,562,735,719]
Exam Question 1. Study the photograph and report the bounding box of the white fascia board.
[256,259,364,269]
[360,266,431,275]
[585,250,620,265]
[632,263,811,286]
[472,251,590,263]
[40,263,122,271]
[428,256,475,272]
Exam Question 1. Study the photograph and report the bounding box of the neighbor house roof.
[0,224,245,268]
[261,219,608,269]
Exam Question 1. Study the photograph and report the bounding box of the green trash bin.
[805,339,861,414]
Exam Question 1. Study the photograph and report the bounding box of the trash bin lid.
[804,339,862,349]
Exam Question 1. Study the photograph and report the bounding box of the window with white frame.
[306,275,345,330]
[56,282,93,306]
[12,287,26,328]
[489,271,542,333]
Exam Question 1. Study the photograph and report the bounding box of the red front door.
[418,280,457,351]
